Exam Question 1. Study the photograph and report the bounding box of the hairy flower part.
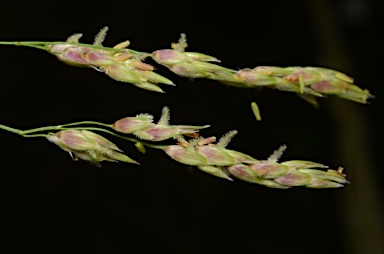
[236,66,372,103]
[164,131,349,188]
[47,129,138,166]
[112,107,209,141]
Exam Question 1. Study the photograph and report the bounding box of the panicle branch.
[164,132,349,189]
[153,34,372,104]
[0,107,209,167]
[0,27,373,104]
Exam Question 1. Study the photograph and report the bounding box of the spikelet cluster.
[153,35,372,104]
[164,131,348,188]
[49,27,174,92]
[47,129,138,167]
[112,106,209,141]
[152,34,237,82]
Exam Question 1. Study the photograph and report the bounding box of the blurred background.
[1,0,383,253]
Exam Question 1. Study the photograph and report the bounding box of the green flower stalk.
[164,131,348,188]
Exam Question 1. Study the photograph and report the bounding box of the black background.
[1,0,383,253]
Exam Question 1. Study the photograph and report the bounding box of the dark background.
[1,0,383,253]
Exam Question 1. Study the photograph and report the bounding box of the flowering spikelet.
[112,107,210,142]
[113,113,154,134]
[227,145,349,188]
[236,66,372,103]
[152,34,237,81]
[47,129,138,166]
[48,27,174,92]
[164,131,349,188]
[164,130,256,180]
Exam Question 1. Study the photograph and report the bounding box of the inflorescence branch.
[0,26,373,105]
[0,107,349,189]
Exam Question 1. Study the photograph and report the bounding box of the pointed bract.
[198,166,233,181]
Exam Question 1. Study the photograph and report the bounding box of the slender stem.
[62,127,166,149]
[0,124,22,135]
[21,125,65,135]
[60,121,112,128]
[20,121,112,135]
[16,44,50,50]
[0,41,149,56]
[23,134,48,138]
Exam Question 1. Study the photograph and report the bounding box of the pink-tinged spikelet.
[152,49,187,65]
[113,115,153,134]
[164,145,207,166]
[47,130,138,165]
[50,44,91,67]
[249,161,290,179]
[194,146,235,166]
